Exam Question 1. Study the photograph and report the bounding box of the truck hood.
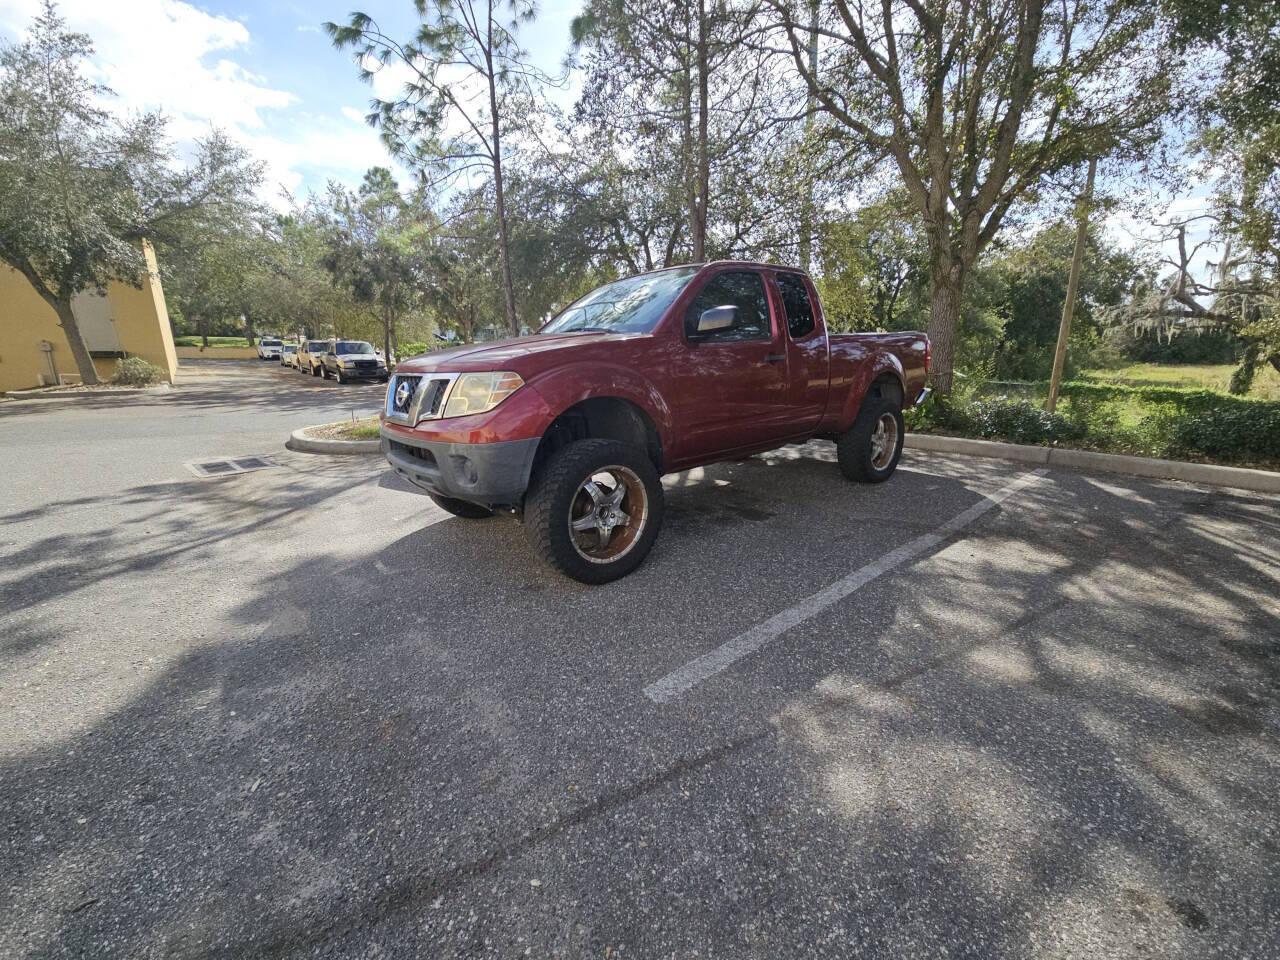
[395,331,648,375]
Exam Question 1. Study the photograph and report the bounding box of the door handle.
[765,353,785,363]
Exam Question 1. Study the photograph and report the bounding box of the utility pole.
[1047,156,1097,414]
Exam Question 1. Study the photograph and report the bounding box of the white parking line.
[642,468,1050,704]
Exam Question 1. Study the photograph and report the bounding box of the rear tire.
[428,494,493,519]
[836,394,904,483]
[525,439,664,584]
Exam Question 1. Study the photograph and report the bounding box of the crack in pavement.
[200,728,774,959]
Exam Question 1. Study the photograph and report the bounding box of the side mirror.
[695,305,739,335]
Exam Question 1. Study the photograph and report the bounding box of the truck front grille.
[385,372,460,425]
[421,379,450,417]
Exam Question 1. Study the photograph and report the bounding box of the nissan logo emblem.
[394,380,413,409]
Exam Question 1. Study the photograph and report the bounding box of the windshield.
[282,344,295,352]
[261,339,281,346]
[336,341,374,355]
[307,341,328,352]
[541,267,700,335]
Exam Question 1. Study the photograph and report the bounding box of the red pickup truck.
[381,261,930,583]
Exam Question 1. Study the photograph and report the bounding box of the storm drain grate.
[187,456,277,479]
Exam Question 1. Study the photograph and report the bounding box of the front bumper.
[382,430,540,506]
[339,366,387,380]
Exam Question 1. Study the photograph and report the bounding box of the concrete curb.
[1,384,172,401]
[906,432,1280,494]
[287,426,381,456]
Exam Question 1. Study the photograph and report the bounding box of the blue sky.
[0,0,1219,283]
[0,0,582,201]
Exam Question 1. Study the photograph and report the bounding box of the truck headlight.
[442,372,524,419]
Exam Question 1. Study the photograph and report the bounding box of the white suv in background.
[257,337,283,360]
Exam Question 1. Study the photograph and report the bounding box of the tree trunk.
[680,8,698,264]
[53,297,100,385]
[926,268,963,395]
[485,32,519,337]
[382,307,393,370]
[798,0,819,272]
[242,310,255,348]
[1229,341,1260,395]
[692,0,709,262]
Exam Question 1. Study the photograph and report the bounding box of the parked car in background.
[280,343,297,367]
[257,337,282,361]
[297,339,329,377]
[321,340,390,383]
[381,260,930,583]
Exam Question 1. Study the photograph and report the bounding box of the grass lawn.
[173,336,253,348]
[1081,362,1280,400]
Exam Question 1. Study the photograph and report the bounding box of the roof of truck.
[633,259,808,277]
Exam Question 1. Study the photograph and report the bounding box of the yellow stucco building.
[0,243,178,393]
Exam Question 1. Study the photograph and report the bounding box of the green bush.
[1118,329,1242,365]
[957,397,1084,445]
[397,341,429,358]
[112,356,165,386]
[916,380,1280,467]
[1164,406,1280,464]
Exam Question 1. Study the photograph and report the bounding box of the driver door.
[668,268,792,462]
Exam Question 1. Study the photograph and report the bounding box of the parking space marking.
[643,468,1050,703]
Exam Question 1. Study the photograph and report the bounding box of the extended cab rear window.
[776,273,816,339]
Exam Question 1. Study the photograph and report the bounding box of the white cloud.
[0,0,392,202]
[247,116,393,195]
[0,0,294,129]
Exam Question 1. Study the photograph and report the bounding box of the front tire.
[428,494,494,519]
[525,439,664,584]
[837,394,904,483]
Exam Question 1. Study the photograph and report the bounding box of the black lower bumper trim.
[382,432,540,506]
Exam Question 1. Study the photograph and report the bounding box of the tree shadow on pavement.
[1,448,1277,958]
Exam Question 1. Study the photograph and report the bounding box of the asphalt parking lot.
[2,360,1278,959]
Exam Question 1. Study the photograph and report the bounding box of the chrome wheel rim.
[870,413,899,470]
[567,465,647,564]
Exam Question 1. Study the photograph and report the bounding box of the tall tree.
[767,0,1176,392]
[327,0,555,337]
[571,0,781,264]
[0,1,259,383]
[1103,0,1280,392]
[817,193,930,333]
[324,168,426,363]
